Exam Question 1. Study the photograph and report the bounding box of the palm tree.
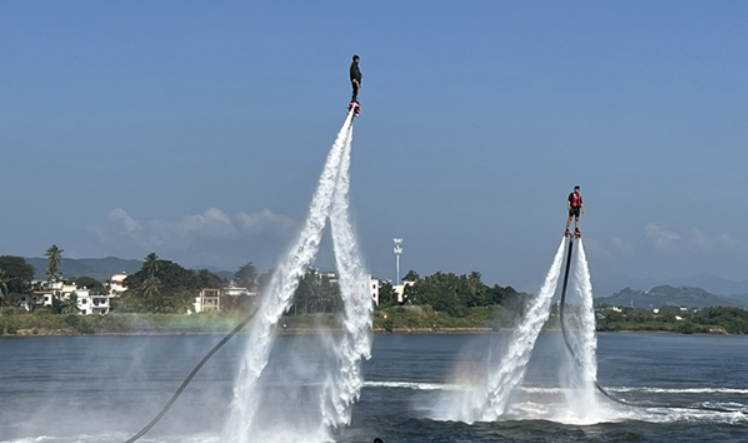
[142,276,162,312]
[143,253,161,279]
[45,244,64,286]
[62,292,79,314]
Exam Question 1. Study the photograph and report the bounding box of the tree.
[62,292,79,314]
[0,256,35,296]
[403,270,420,282]
[45,244,64,284]
[121,254,203,313]
[67,276,106,294]
[0,269,8,307]
[196,269,224,289]
[463,271,487,308]
[142,277,162,310]
[377,282,397,307]
[235,262,258,291]
[143,253,161,278]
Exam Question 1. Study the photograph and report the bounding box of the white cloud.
[644,223,738,253]
[234,208,295,234]
[645,223,681,251]
[89,207,296,252]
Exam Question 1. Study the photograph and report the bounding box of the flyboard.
[348,100,360,117]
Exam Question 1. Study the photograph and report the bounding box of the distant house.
[394,280,416,304]
[74,288,110,315]
[108,272,129,297]
[20,291,55,311]
[47,280,77,299]
[370,278,380,305]
[194,288,221,313]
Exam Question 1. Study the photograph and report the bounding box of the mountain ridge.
[595,285,748,309]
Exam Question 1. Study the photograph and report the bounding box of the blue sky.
[1,1,746,293]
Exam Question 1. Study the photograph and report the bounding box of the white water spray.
[320,124,374,428]
[433,238,566,423]
[224,110,371,442]
[556,238,603,422]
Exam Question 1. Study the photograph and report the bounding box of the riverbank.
[0,306,739,337]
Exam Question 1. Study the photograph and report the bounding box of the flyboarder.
[349,54,362,116]
[565,185,584,237]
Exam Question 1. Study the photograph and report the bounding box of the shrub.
[64,314,80,328]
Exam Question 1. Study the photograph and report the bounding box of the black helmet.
[352,54,360,60]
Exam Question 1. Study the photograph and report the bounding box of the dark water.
[0,332,746,442]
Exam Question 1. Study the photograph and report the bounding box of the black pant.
[351,81,360,102]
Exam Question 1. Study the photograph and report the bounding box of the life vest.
[570,192,582,208]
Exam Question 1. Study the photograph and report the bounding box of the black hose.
[123,308,259,443]
[558,236,734,414]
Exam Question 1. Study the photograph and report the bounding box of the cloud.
[88,207,296,253]
[645,223,681,251]
[644,223,738,253]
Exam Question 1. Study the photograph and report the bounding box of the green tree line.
[597,306,748,334]
[383,270,531,317]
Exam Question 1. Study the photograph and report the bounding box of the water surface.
[0,332,745,442]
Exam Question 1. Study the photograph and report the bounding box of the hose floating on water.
[123,308,259,443]
[558,236,734,414]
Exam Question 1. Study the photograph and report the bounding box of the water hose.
[123,308,258,443]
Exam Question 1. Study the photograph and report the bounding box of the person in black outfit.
[350,54,362,103]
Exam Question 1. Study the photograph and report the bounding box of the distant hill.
[26,257,142,282]
[729,293,748,304]
[593,273,748,298]
[595,285,748,309]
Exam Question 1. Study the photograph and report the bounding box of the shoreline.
[0,326,730,337]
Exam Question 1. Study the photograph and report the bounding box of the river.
[0,332,746,442]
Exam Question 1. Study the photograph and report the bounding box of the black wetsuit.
[568,192,583,217]
[350,60,362,102]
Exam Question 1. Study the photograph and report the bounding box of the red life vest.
[570,192,582,208]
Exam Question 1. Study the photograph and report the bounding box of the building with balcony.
[194,288,221,313]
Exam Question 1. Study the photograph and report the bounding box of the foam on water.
[553,238,609,423]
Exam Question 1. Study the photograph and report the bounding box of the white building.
[73,288,110,315]
[109,272,129,296]
[20,291,55,311]
[394,280,416,303]
[369,277,380,305]
[194,288,221,313]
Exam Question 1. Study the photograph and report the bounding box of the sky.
[1,1,746,294]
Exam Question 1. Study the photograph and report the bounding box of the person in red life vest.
[565,185,584,236]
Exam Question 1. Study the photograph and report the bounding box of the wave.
[363,381,462,391]
[364,381,748,396]
[609,387,748,395]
